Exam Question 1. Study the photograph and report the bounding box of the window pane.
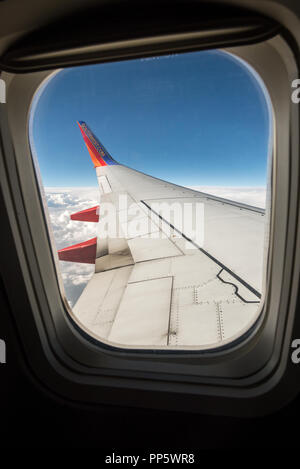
[30,49,272,349]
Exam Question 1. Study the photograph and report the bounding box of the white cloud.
[45,185,266,307]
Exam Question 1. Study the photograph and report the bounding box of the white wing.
[61,122,266,348]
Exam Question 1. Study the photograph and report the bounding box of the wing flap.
[127,237,182,262]
[108,277,172,346]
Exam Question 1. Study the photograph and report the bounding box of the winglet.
[77,121,118,167]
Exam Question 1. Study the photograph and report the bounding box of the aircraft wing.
[58,121,266,348]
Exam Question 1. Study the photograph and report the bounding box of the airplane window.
[29,49,272,349]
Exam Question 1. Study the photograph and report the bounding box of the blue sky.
[31,50,271,187]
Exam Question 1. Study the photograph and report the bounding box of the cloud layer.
[45,186,266,307]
